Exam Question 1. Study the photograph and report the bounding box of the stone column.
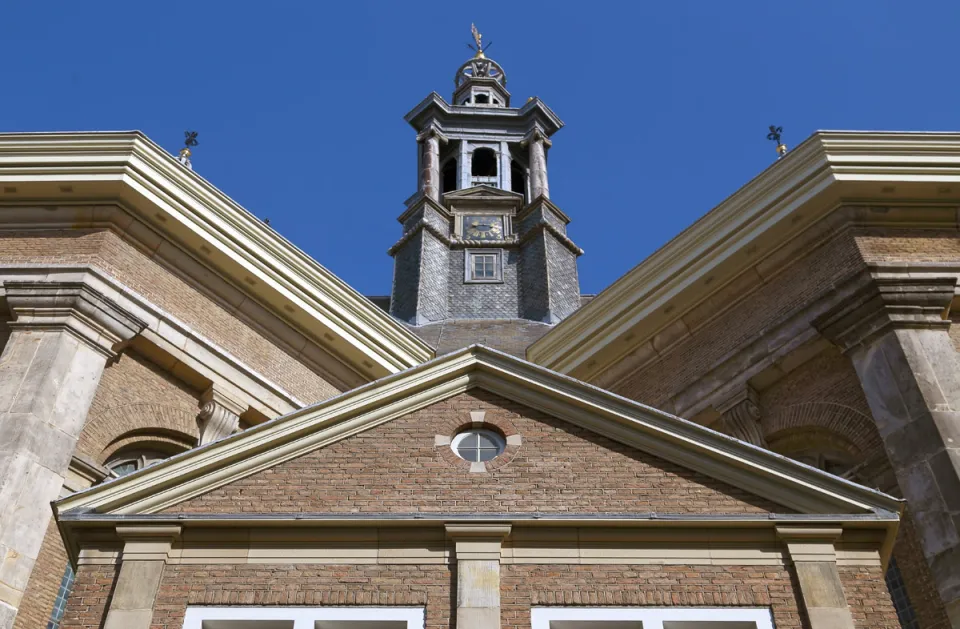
[499,141,512,192]
[815,272,960,627]
[523,129,552,200]
[0,281,144,628]
[417,126,447,202]
[446,524,511,629]
[716,385,767,447]
[777,527,855,629]
[197,384,246,445]
[103,525,180,629]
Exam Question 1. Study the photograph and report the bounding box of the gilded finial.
[767,125,787,159]
[468,23,491,58]
[177,131,199,170]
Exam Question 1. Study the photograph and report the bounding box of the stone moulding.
[53,345,902,523]
[528,131,960,379]
[0,131,434,379]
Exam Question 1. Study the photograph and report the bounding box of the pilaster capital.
[776,526,843,562]
[521,127,552,148]
[197,385,246,445]
[446,524,511,561]
[3,281,146,357]
[416,124,449,144]
[116,525,181,562]
[814,272,955,352]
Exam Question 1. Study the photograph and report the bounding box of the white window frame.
[464,249,503,283]
[530,607,775,629]
[182,606,424,629]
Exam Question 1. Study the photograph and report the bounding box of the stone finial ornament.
[767,125,787,158]
[177,130,199,170]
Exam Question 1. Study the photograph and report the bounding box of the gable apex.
[55,345,901,520]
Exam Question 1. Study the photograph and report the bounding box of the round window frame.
[434,410,522,473]
[451,428,506,463]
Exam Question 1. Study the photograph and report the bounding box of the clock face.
[463,215,504,240]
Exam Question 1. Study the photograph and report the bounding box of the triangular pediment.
[54,346,901,518]
[443,186,525,207]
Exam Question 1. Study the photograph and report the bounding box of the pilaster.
[522,129,551,200]
[446,523,511,629]
[815,269,960,627]
[417,125,448,202]
[776,527,855,629]
[0,281,145,628]
[102,526,180,629]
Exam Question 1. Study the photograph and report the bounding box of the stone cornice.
[529,131,960,379]
[404,93,564,137]
[814,265,958,352]
[518,218,583,256]
[54,345,902,519]
[0,132,434,378]
[515,195,572,225]
[4,280,146,357]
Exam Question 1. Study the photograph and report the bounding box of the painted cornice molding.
[54,345,902,519]
[403,93,564,136]
[0,131,434,379]
[528,131,960,379]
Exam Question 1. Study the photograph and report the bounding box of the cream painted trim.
[529,131,960,379]
[0,132,434,378]
[54,346,902,518]
[0,265,302,417]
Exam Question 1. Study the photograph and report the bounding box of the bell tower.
[389,28,582,327]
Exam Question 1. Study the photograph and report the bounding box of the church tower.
[389,31,582,329]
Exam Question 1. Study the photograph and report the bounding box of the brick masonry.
[165,389,783,515]
[60,560,902,629]
[0,227,340,404]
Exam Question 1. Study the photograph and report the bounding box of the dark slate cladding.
[447,248,520,319]
[519,230,550,322]
[545,235,581,321]
[389,229,423,323]
[418,232,449,323]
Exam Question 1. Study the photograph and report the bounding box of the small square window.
[465,250,502,283]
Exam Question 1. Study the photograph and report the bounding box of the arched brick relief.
[761,402,883,457]
[78,404,199,464]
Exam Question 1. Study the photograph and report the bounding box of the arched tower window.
[105,448,171,477]
[442,158,458,195]
[471,148,497,179]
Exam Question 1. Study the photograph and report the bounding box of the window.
[531,608,775,629]
[452,429,505,462]
[182,607,424,629]
[105,449,169,477]
[511,161,527,199]
[465,250,502,283]
[46,563,75,629]
[471,148,498,177]
[885,558,920,629]
[474,93,490,104]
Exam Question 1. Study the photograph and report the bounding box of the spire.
[454,24,510,107]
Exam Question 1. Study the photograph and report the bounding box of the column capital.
[814,273,955,352]
[197,385,245,445]
[116,525,181,562]
[3,281,146,357]
[521,127,552,148]
[416,124,449,144]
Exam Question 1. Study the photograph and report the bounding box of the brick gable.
[166,389,784,515]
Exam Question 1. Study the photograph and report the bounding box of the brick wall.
[60,561,116,629]
[854,227,960,262]
[150,563,453,629]
[78,352,200,462]
[502,563,807,628]
[0,227,340,404]
[611,231,866,408]
[61,560,900,629]
[166,389,783,515]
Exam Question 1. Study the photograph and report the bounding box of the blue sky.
[2,1,958,296]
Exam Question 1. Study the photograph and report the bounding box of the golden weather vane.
[468,23,491,58]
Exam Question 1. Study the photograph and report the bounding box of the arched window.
[471,148,497,177]
[442,158,458,195]
[106,448,173,477]
[474,93,490,104]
